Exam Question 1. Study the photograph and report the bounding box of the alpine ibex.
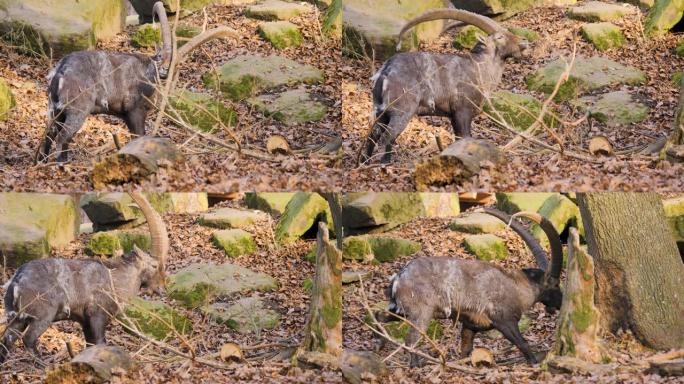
[377,208,562,367]
[0,192,169,363]
[36,2,172,163]
[361,9,529,164]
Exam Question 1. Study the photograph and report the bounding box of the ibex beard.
[376,208,563,367]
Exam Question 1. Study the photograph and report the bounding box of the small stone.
[203,297,280,334]
[496,193,555,214]
[450,212,506,234]
[342,235,421,263]
[199,207,266,229]
[342,270,373,284]
[471,348,495,367]
[0,222,49,268]
[248,88,327,126]
[567,2,635,22]
[121,297,192,340]
[220,343,244,362]
[87,229,151,256]
[463,234,508,261]
[245,0,311,21]
[581,23,625,51]
[483,90,558,132]
[572,91,649,127]
[258,21,303,49]
[508,27,539,42]
[212,229,257,257]
[275,192,332,244]
[453,25,486,50]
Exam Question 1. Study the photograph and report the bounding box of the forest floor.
[343,3,684,191]
[0,3,343,192]
[0,198,674,383]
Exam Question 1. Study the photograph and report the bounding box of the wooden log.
[555,227,606,363]
[648,359,684,377]
[45,345,136,384]
[413,138,503,190]
[91,137,183,189]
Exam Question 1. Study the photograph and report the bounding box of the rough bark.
[555,227,605,363]
[665,76,684,162]
[577,193,684,350]
[91,137,183,189]
[321,192,344,250]
[299,222,343,357]
[413,138,503,190]
[44,345,136,384]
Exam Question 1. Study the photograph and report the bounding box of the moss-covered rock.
[496,192,555,214]
[131,23,161,48]
[342,236,375,262]
[245,0,312,21]
[258,21,303,49]
[0,78,15,121]
[199,207,266,229]
[203,54,324,101]
[453,25,486,50]
[169,89,237,133]
[212,229,257,257]
[484,90,558,132]
[0,0,125,57]
[0,193,79,250]
[531,194,583,248]
[0,221,50,267]
[342,0,452,61]
[247,88,327,126]
[673,71,683,86]
[365,301,442,343]
[342,192,425,232]
[567,2,635,22]
[367,236,421,263]
[451,0,577,19]
[676,40,684,57]
[508,26,539,42]
[167,263,279,308]
[527,56,646,102]
[450,212,506,234]
[571,91,649,127]
[129,0,217,20]
[275,192,332,244]
[580,22,625,51]
[418,193,460,218]
[663,196,684,242]
[244,192,296,216]
[87,230,151,256]
[463,234,508,261]
[121,297,192,341]
[202,297,280,334]
[644,0,684,37]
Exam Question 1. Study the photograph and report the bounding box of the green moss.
[581,23,625,52]
[673,71,683,86]
[463,234,508,261]
[570,301,597,333]
[321,303,342,328]
[244,192,296,216]
[258,21,303,49]
[453,25,486,50]
[168,281,213,308]
[121,297,192,340]
[87,230,151,256]
[212,229,256,257]
[247,88,327,126]
[303,277,314,293]
[364,303,443,342]
[342,236,374,261]
[131,24,161,48]
[508,27,539,42]
[645,0,684,37]
[169,90,237,133]
[367,237,421,263]
[484,90,558,132]
[275,192,332,244]
[0,78,15,121]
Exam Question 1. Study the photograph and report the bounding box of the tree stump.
[298,222,343,357]
[45,345,136,384]
[413,138,503,190]
[91,137,183,189]
[555,227,605,363]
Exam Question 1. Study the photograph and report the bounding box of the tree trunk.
[671,77,684,146]
[555,227,605,363]
[321,192,344,250]
[413,138,503,190]
[45,345,136,384]
[299,221,343,357]
[577,193,684,350]
[91,137,183,189]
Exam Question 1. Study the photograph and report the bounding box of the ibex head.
[128,192,169,296]
[398,9,530,62]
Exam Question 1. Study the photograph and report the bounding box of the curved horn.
[128,191,168,279]
[397,9,503,48]
[152,1,173,77]
[482,207,550,271]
